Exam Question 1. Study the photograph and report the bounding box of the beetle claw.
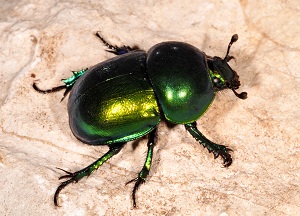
[220,151,233,167]
[211,146,233,167]
[226,147,233,152]
[55,167,80,180]
[54,168,86,206]
[54,178,77,206]
[126,177,145,208]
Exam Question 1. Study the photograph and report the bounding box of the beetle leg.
[33,82,67,94]
[125,128,157,208]
[54,142,126,206]
[95,31,139,55]
[33,68,87,101]
[185,122,233,167]
[33,83,73,102]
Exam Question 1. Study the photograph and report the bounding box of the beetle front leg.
[54,142,126,206]
[126,128,157,208]
[185,122,232,167]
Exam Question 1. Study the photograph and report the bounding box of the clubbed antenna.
[224,34,238,62]
[232,88,247,99]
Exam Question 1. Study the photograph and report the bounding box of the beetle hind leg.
[33,68,87,101]
[185,122,233,167]
[95,31,140,55]
[126,128,157,208]
[54,142,126,206]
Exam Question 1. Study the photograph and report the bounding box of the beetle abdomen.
[68,51,160,145]
[147,42,215,124]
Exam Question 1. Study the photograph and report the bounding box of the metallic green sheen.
[147,42,215,124]
[62,68,87,87]
[68,51,160,145]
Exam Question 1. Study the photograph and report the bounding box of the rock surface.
[0,0,299,215]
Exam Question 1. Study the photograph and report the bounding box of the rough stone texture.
[0,0,299,215]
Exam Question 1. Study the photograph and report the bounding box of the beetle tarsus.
[217,148,233,167]
[53,142,126,206]
[33,68,87,101]
[125,128,157,207]
[222,154,233,167]
[33,82,71,101]
[56,167,73,175]
[33,82,66,94]
[95,31,139,55]
[54,168,87,206]
[125,177,145,208]
[56,168,82,180]
[54,178,76,206]
[211,146,233,167]
[185,122,233,167]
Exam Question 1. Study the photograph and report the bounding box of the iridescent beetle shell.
[33,33,247,207]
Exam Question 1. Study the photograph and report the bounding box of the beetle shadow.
[131,138,144,150]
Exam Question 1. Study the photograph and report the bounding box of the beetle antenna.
[232,88,247,99]
[224,34,238,61]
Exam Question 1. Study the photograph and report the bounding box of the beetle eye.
[213,78,220,84]
[212,77,225,89]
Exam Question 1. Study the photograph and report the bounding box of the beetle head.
[207,34,247,99]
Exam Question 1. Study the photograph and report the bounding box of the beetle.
[33,32,247,207]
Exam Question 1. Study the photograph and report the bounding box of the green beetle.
[33,32,247,207]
